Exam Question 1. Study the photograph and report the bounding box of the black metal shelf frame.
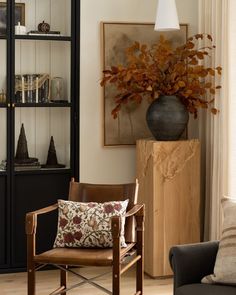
[0,0,80,272]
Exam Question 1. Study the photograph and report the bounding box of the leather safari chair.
[26,178,145,295]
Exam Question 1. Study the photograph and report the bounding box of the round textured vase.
[146,95,189,141]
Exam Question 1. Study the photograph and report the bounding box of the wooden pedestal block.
[136,139,200,278]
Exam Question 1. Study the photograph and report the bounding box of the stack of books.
[27,30,61,36]
[14,160,41,171]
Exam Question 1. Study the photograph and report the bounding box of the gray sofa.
[169,241,236,295]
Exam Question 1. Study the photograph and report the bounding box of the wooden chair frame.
[26,195,144,295]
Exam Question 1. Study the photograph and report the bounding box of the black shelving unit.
[0,0,80,273]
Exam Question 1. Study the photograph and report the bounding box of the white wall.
[80,0,199,183]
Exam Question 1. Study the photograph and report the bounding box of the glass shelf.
[0,36,7,40]
[0,103,7,108]
[15,35,72,42]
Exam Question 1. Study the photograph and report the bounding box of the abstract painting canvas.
[102,22,188,146]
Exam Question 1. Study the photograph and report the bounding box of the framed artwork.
[0,3,25,35]
[102,22,188,146]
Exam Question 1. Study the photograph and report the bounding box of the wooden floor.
[0,266,173,294]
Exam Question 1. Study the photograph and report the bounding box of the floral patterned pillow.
[53,199,129,248]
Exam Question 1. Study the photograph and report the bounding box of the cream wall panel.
[35,42,51,74]
[50,42,70,100]
[35,108,50,165]
[51,0,71,35]
[50,108,70,167]
[16,41,36,74]
[24,0,37,29]
[63,108,71,167]
[0,41,6,91]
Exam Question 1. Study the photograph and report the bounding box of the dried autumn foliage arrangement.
[101,33,222,119]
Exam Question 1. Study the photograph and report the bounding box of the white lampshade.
[154,0,180,31]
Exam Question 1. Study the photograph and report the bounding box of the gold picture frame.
[0,2,25,35]
[102,22,188,146]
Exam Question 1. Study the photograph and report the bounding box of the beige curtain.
[198,0,229,240]
[228,1,236,196]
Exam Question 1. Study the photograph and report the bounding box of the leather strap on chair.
[26,213,37,235]
[125,204,144,218]
[135,204,145,232]
[111,216,121,238]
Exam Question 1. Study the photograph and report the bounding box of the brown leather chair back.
[68,179,139,243]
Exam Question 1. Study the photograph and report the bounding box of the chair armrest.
[110,204,144,237]
[169,241,219,290]
[124,204,144,218]
[25,203,58,235]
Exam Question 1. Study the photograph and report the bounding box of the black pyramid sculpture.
[15,123,29,160]
[42,136,65,168]
[15,124,39,165]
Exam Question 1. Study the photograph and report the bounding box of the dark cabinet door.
[11,172,71,267]
[0,176,7,267]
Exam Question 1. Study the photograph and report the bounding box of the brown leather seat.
[35,243,135,266]
[26,178,144,295]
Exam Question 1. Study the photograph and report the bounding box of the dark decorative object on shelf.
[146,96,189,141]
[38,21,50,33]
[15,123,40,170]
[15,74,50,103]
[28,21,61,36]
[42,136,65,168]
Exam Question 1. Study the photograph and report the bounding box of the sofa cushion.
[202,198,236,285]
[176,283,236,295]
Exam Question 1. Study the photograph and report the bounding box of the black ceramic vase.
[146,95,189,141]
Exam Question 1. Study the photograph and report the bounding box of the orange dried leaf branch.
[101,33,221,118]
